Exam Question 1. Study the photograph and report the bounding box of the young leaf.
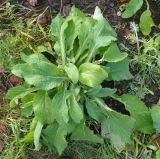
[103,43,128,62]
[140,10,154,36]
[79,63,108,87]
[69,94,83,123]
[86,100,105,122]
[50,14,64,40]
[120,94,154,134]
[34,121,43,151]
[75,17,95,61]
[71,123,104,144]
[106,58,133,81]
[150,105,160,133]
[64,63,79,83]
[12,62,66,90]
[33,90,55,124]
[122,0,143,18]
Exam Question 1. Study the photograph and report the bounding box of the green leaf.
[21,93,34,117]
[86,100,104,122]
[34,121,43,151]
[71,123,104,144]
[21,53,49,63]
[94,97,135,143]
[140,10,154,36]
[122,0,143,18]
[79,63,108,87]
[50,14,64,40]
[86,35,116,62]
[36,42,54,55]
[87,86,116,97]
[33,90,55,124]
[75,17,95,61]
[12,61,66,90]
[42,122,68,155]
[103,43,128,62]
[52,91,70,124]
[121,94,154,134]
[104,111,135,143]
[69,94,83,123]
[6,86,35,100]
[150,105,160,133]
[106,58,133,81]
[64,63,79,83]
[21,102,33,117]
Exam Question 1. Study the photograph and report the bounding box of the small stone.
[117,11,122,17]
[110,3,114,7]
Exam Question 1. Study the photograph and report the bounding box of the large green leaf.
[69,94,83,123]
[12,61,66,90]
[71,123,104,144]
[33,90,55,124]
[103,43,128,62]
[106,58,133,81]
[86,100,105,122]
[120,94,154,134]
[94,97,135,143]
[64,63,79,83]
[79,63,108,87]
[52,91,70,124]
[150,105,160,133]
[104,111,135,143]
[42,122,68,155]
[122,0,143,18]
[140,10,154,36]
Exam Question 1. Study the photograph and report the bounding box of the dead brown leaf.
[8,75,23,86]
